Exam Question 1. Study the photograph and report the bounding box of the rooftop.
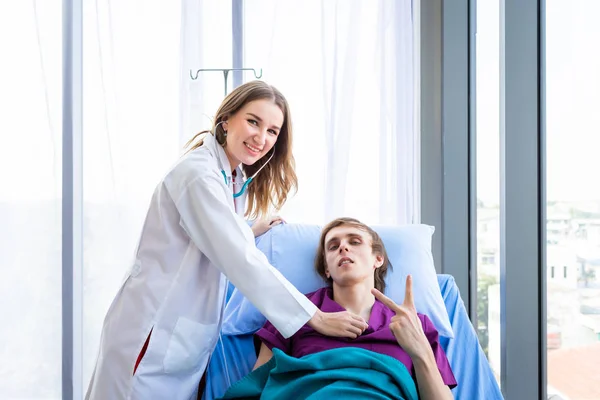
[547,342,600,399]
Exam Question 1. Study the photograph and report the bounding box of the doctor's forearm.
[412,351,453,400]
[174,175,316,337]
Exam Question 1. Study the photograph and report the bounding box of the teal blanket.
[219,347,418,400]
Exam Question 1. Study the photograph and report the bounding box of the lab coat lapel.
[205,133,247,216]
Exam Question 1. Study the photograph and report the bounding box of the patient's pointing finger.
[403,275,415,308]
[371,288,401,313]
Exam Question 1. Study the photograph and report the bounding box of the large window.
[0,1,63,398]
[474,2,600,397]
[545,1,600,398]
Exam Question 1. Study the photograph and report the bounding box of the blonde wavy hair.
[184,80,298,219]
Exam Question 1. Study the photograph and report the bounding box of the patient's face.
[323,225,383,288]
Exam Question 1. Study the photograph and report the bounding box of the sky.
[476,0,600,204]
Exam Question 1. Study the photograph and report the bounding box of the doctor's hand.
[251,216,285,238]
[372,275,431,360]
[307,309,368,339]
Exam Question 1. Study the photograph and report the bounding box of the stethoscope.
[213,121,276,198]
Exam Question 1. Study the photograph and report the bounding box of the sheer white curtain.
[0,2,62,398]
[0,1,416,397]
[82,0,183,389]
[243,0,418,225]
[82,0,233,390]
[180,0,233,146]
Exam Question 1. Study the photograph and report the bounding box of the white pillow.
[221,223,454,338]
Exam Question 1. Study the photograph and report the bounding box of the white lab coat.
[85,133,317,400]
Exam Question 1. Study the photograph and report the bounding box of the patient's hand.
[372,275,431,360]
[307,309,368,339]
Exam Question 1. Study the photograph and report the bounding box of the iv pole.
[189,68,263,96]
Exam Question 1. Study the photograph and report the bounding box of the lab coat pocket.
[163,317,217,374]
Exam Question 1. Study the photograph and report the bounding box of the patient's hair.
[184,80,298,219]
[315,217,391,292]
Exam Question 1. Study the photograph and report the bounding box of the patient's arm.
[372,278,455,399]
[413,351,454,399]
[253,343,274,370]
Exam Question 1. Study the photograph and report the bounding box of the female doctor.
[85,80,369,400]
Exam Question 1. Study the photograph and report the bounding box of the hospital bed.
[201,224,504,400]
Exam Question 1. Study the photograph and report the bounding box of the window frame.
[420,0,546,398]
[62,0,84,398]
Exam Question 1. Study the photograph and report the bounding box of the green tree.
[581,267,596,287]
[477,275,499,356]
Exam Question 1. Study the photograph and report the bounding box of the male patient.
[253,217,456,399]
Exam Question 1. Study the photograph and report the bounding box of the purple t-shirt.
[256,287,457,388]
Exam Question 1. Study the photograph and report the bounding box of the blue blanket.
[219,347,418,400]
